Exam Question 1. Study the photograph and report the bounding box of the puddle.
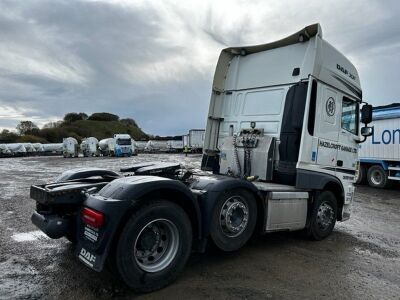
[11,230,49,242]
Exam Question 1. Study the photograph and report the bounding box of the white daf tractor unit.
[30,24,373,293]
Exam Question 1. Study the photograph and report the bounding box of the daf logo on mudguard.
[79,248,96,267]
[326,97,336,116]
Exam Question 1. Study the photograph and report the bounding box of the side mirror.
[361,104,373,124]
[361,126,373,137]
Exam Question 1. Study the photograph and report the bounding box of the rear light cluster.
[81,207,104,228]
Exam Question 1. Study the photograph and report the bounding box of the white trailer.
[99,138,115,156]
[81,137,99,157]
[167,139,184,152]
[42,143,63,155]
[6,143,27,156]
[357,104,400,188]
[21,143,36,154]
[183,135,189,147]
[134,141,147,152]
[0,144,11,156]
[32,143,45,153]
[145,140,169,152]
[63,137,79,158]
[189,129,205,152]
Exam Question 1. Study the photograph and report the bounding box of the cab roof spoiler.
[223,23,322,56]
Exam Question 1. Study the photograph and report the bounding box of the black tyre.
[355,165,366,185]
[210,189,257,252]
[307,191,337,241]
[367,165,391,188]
[115,200,192,293]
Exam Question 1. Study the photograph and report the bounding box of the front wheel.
[115,200,192,293]
[307,191,337,240]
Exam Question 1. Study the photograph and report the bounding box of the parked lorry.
[81,137,99,157]
[99,135,134,157]
[63,137,79,158]
[188,129,205,152]
[114,134,134,157]
[356,103,400,188]
[30,24,373,293]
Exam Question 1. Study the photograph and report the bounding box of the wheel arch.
[190,175,264,239]
[296,169,344,221]
[136,188,202,242]
[322,181,344,221]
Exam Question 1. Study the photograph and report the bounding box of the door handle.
[337,160,343,167]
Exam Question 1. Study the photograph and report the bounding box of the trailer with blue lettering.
[357,103,400,188]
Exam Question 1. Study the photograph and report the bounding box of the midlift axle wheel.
[210,189,257,252]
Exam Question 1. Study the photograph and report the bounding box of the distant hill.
[0,112,148,143]
[37,120,148,143]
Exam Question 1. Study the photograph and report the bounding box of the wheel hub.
[371,171,382,185]
[220,196,249,237]
[134,219,179,273]
[316,202,334,231]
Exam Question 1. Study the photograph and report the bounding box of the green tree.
[64,112,87,123]
[16,121,38,135]
[0,129,19,142]
[88,112,119,122]
[120,118,138,127]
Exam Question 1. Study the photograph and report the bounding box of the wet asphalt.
[0,155,399,299]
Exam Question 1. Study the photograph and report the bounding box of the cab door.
[315,83,341,167]
[337,96,359,170]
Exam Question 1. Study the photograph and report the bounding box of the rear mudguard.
[55,168,121,182]
[76,176,201,272]
[189,175,264,240]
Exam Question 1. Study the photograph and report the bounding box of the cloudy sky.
[0,0,399,135]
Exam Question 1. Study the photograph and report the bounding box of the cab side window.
[341,97,359,135]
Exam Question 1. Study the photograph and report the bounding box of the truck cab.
[113,134,133,157]
[202,23,367,222]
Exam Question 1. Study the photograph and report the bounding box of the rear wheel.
[115,200,192,293]
[367,165,391,188]
[307,191,337,240]
[210,189,257,252]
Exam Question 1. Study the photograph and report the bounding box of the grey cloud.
[0,0,399,134]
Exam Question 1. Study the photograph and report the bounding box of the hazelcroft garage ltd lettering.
[319,140,357,153]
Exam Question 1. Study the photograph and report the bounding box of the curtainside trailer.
[30,24,374,293]
[356,103,400,188]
